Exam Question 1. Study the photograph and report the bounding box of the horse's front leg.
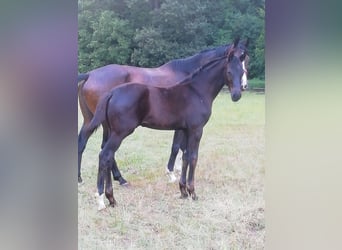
[186,127,203,200]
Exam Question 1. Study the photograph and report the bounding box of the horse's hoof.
[98,203,106,211]
[78,176,83,183]
[120,182,130,187]
[166,170,177,183]
[179,194,188,199]
[117,177,128,186]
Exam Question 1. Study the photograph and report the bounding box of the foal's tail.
[86,92,113,135]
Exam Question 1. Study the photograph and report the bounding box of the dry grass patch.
[78,91,264,249]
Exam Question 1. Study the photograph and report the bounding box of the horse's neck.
[189,59,226,103]
[162,47,226,74]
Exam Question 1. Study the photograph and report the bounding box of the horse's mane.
[164,40,248,73]
[169,41,248,87]
[164,44,230,73]
[174,55,228,87]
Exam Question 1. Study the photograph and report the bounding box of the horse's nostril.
[232,92,241,102]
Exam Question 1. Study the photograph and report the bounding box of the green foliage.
[78,0,264,79]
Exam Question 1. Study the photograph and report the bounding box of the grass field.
[247,78,265,89]
[78,91,265,249]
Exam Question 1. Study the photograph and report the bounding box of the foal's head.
[225,38,246,102]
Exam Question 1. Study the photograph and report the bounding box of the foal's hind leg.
[102,123,128,186]
[97,133,123,210]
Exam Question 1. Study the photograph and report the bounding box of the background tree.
[78,0,265,79]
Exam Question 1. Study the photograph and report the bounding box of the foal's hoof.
[96,193,106,211]
[78,176,83,183]
[187,186,198,201]
[179,182,188,198]
[191,193,198,201]
[109,200,117,207]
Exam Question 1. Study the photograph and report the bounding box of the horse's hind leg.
[102,123,128,186]
[166,130,184,182]
[78,84,93,183]
[78,124,92,183]
[111,160,128,186]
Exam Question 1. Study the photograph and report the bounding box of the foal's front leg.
[179,149,189,198]
[186,128,203,200]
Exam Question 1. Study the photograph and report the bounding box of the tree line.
[78,0,264,79]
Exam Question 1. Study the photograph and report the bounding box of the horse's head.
[236,38,249,91]
[225,38,246,102]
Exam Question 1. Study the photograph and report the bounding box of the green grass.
[78,91,265,249]
[248,78,265,89]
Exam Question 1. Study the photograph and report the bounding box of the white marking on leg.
[174,151,182,174]
[165,167,177,183]
[97,193,106,211]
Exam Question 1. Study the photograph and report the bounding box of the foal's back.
[106,82,207,132]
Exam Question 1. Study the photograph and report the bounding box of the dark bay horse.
[78,40,249,184]
[82,41,245,210]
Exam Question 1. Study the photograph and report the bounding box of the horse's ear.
[244,37,249,48]
[228,50,235,62]
[233,37,240,48]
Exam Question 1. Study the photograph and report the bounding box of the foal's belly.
[141,112,186,130]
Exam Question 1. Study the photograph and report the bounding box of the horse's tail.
[86,92,113,135]
[78,72,94,125]
[78,73,89,88]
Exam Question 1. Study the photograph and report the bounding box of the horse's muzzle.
[231,91,241,102]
